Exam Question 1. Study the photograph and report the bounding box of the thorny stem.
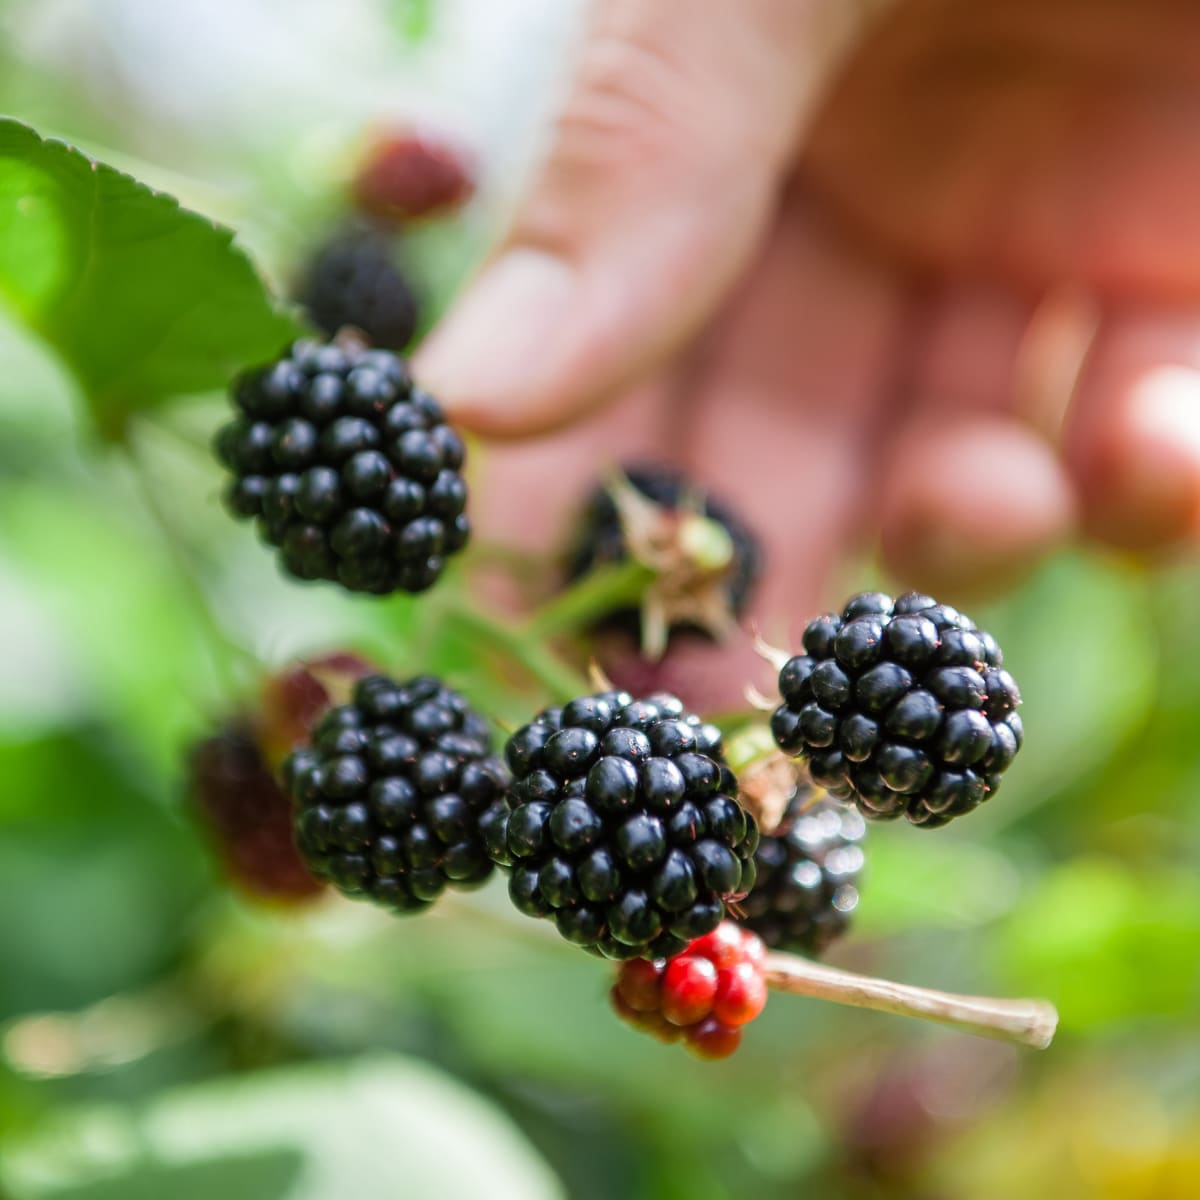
[763,952,1058,1050]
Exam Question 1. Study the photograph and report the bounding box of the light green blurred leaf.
[854,829,1019,935]
[0,731,209,1019]
[996,857,1200,1029]
[0,119,300,436]
[1,1058,564,1200]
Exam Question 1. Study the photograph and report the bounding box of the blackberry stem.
[763,952,1057,1049]
[527,559,654,639]
[445,603,588,702]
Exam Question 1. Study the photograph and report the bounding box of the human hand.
[416,0,1200,703]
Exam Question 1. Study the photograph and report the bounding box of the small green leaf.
[0,119,301,437]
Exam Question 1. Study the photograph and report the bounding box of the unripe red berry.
[660,954,719,1026]
[690,921,745,971]
[713,960,768,1026]
[684,1016,742,1060]
[616,957,663,1013]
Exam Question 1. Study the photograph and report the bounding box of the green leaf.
[0,119,301,437]
[1,1058,564,1200]
[995,857,1200,1029]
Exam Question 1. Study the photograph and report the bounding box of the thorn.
[751,625,791,674]
[587,659,615,693]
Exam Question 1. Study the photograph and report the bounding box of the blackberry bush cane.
[486,690,759,960]
[769,592,1023,826]
[286,673,510,912]
[215,333,470,595]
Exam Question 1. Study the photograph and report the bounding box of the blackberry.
[566,464,761,650]
[298,225,419,351]
[491,690,759,959]
[216,335,470,594]
[739,790,865,955]
[771,592,1023,826]
[285,673,509,912]
[188,723,324,902]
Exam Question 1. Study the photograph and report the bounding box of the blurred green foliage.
[0,7,1198,1198]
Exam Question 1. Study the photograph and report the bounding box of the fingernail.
[414,248,577,432]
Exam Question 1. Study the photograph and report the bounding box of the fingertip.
[414,247,588,439]
[881,415,1077,600]
[1070,362,1200,552]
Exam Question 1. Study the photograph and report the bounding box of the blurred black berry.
[492,690,759,960]
[216,335,470,594]
[739,788,865,955]
[286,673,509,912]
[298,225,419,350]
[566,464,761,653]
[770,592,1023,826]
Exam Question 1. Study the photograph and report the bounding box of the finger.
[601,189,909,711]
[804,0,1200,299]
[1065,306,1200,551]
[879,282,1078,598]
[879,414,1078,600]
[417,0,848,439]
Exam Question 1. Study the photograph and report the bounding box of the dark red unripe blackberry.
[188,724,324,903]
[739,789,865,955]
[566,464,761,645]
[298,225,419,351]
[352,128,475,223]
[494,691,757,959]
[285,673,509,912]
[217,335,469,594]
[771,592,1023,826]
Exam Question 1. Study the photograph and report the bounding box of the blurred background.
[1,1,1199,1197]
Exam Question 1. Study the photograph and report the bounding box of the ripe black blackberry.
[298,225,419,351]
[566,464,761,646]
[189,723,324,902]
[216,335,469,594]
[739,789,865,955]
[485,690,759,960]
[285,673,509,912]
[770,592,1023,827]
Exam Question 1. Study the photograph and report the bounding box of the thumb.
[416,0,840,438]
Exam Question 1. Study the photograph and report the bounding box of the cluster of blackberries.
[771,592,1023,827]
[285,674,509,912]
[611,922,768,1060]
[298,225,419,352]
[739,790,865,955]
[188,724,324,903]
[567,463,761,638]
[484,690,760,961]
[216,336,469,594]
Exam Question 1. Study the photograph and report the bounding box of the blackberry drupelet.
[298,225,419,350]
[739,789,865,955]
[286,673,509,912]
[489,690,759,960]
[566,464,761,640]
[770,592,1023,826]
[216,335,470,594]
[189,723,324,902]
